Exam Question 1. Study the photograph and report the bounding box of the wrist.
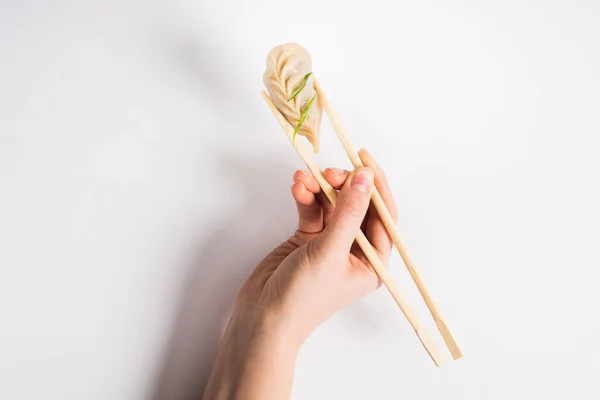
[203,305,301,399]
[226,303,306,354]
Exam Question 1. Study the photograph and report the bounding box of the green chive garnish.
[292,93,317,144]
[287,72,313,102]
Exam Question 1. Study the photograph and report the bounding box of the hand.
[202,149,398,399]
[237,149,398,341]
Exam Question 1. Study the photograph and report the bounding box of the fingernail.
[351,168,374,193]
[329,168,345,174]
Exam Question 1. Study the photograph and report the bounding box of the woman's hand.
[202,149,397,399]
[237,149,398,341]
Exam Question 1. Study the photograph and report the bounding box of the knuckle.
[340,191,368,219]
[343,199,366,218]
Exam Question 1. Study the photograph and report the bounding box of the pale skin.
[202,149,398,400]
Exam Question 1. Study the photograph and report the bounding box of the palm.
[238,228,378,320]
[238,151,396,334]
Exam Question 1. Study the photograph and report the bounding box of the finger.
[365,203,393,262]
[323,168,350,190]
[317,168,374,252]
[359,149,398,221]
[316,192,335,227]
[296,169,343,228]
[291,181,323,234]
[358,150,397,259]
[292,170,321,194]
[320,168,349,226]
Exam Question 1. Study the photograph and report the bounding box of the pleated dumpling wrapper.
[263,43,323,152]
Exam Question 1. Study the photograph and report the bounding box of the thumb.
[318,167,374,251]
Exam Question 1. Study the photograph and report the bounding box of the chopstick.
[314,80,463,360]
[261,90,445,367]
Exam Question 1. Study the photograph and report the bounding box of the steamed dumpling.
[263,43,323,152]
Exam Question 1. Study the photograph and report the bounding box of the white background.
[1,1,599,399]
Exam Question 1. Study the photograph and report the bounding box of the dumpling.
[263,43,323,152]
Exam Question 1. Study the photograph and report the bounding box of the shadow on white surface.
[150,153,296,400]
[148,29,303,399]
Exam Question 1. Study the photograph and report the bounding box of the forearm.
[202,307,301,400]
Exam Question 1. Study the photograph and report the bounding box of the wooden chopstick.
[261,90,445,367]
[313,80,463,360]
